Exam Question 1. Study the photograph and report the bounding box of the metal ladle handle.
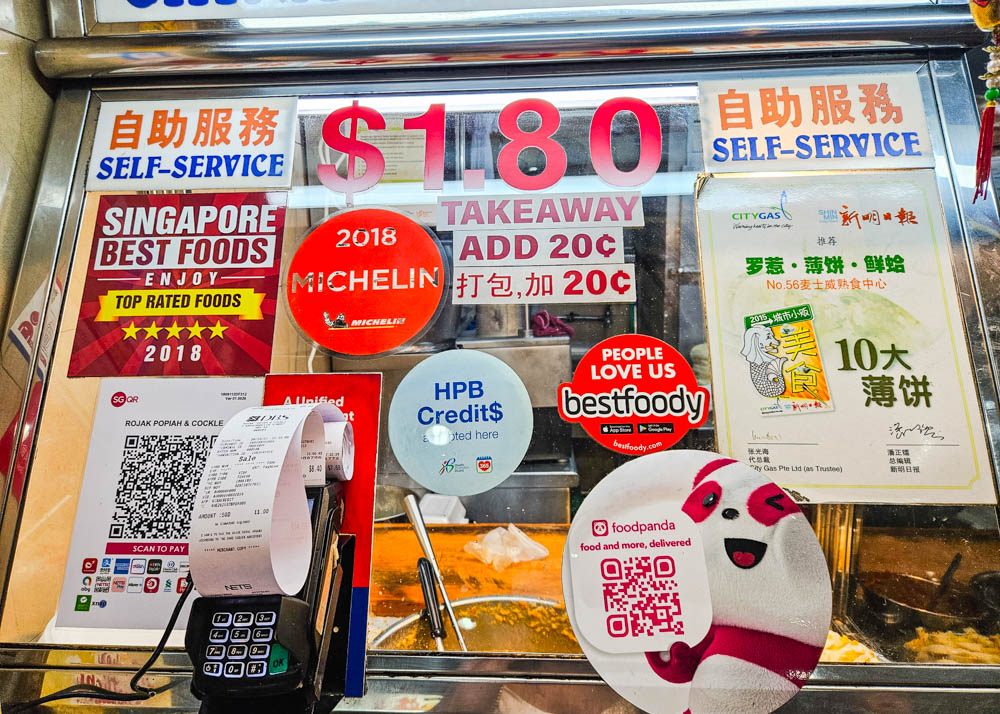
[404,495,468,651]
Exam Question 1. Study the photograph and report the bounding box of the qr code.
[601,555,684,638]
[108,435,214,541]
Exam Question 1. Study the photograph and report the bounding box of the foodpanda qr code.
[601,555,684,638]
[108,435,215,541]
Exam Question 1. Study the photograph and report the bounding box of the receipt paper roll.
[324,420,354,481]
[189,404,333,597]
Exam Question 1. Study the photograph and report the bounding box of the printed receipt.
[189,403,340,597]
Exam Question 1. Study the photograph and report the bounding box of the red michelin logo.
[110,391,138,407]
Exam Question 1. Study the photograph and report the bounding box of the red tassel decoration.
[974,100,995,202]
[975,28,1000,202]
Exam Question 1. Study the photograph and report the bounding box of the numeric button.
[246,661,266,678]
[249,644,270,659]
[252,628,273,643]
[202,662,222,677]
[205,645,224,660]
[209,629,228,643]
[255,611,276,626]
[211,612,232,627]
[233,612,254,626]
[227,644,247,660]
[223,662,245,678]
[230,628,251,643]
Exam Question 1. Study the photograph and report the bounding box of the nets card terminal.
[185,483,352,714]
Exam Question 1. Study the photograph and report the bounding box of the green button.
[269,643,289,675]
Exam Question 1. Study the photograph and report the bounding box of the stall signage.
[319,97,665,199]
[286,207,445,357]
[262,373,381,698]
[86,97,297,191]
[388,350,532,497]
[55,378,262,632]
[563,450,830,714]
[68,192,285,377]
[697,171,996,504]
[96,0,666,22]
[559,335,709,454]
[699,73,932,172]
[441,193,639,305]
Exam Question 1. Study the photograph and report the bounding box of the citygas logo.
[731,190,792,222]
[592,518,676,537]
[110,391,139,407]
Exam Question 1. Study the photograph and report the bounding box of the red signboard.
[558,335,710,454]
[68,192,286,377]
[286,207,445,356]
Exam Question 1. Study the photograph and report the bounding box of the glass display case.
[0,1,998,711]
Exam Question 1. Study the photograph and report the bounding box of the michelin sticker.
[388,350,532,497]
[563,450,831,714]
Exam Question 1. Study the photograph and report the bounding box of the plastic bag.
[464,523,549,571]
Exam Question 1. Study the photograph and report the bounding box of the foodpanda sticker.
[567,495,711,654]
[558,335,709,454]
[562,450,832,714]
[388,350,532,497]
[286,207,446,357]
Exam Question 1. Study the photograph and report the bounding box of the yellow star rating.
[121,321,141,340]
[208,320,229,340]
[120,319,231,341]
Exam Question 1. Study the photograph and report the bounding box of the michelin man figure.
[645,456,832,714]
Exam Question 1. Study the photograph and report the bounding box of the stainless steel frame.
[37,1,985,78]
[4,5,1000,708]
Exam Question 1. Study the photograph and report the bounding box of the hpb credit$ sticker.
[388,350,532,496]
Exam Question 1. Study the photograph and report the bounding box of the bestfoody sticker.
[562,450,831,714]
[388,350,532,497]
[558,335,709,454]
[286,207,446,357]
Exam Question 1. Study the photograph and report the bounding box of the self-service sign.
[699,73,932,172]
[559,335,709,455]
[286,208,446,357]
[87,97,297,191]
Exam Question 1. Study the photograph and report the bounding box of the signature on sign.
[889,422,944,441]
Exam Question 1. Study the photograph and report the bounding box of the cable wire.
[7,573,194,713]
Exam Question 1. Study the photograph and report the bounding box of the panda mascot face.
[679,456,831,643]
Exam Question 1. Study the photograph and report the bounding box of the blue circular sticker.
[388,350,533,496]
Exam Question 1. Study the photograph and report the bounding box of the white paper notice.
[189,403,339,597]
[697,171,995,504]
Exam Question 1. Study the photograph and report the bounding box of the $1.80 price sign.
[318,97,663,201]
